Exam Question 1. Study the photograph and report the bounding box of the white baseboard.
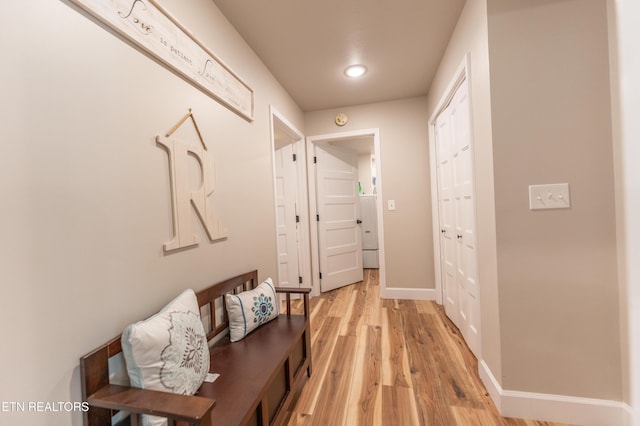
[380,287,436,300]
[623,403,634,426]
[479,360,503,412]
[479,360,629,426]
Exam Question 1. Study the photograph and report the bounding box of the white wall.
[0,1,302,425]
[358,153,374,195]
[487,0,621,400]
[428,0,626,417]
[608,0,640,422]
[305,97,433,292]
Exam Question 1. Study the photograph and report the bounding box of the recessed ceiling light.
[344,64,367,78]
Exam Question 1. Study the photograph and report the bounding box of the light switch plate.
[388,200,396,211]
[528,183,570,210]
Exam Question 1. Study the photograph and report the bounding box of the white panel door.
[436,109,459,327]
[274,144,300,287]
[435,78,480,357]
[450,81,479,356]
[315,145,363,292]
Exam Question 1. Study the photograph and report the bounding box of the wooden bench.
[80,270,312,426]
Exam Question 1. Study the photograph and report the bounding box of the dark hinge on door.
[313,156,317,164]
[296,215,300,223]
[319,272,323,279]
[298,276,303,284]
[316,214,320,222]
[292,153,297,161]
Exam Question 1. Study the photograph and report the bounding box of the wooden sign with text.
[69,0,254,121]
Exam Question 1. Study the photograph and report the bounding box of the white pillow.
[225,278,279,342]
[121,289,210,426]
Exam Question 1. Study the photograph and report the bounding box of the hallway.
[285,270,570,426]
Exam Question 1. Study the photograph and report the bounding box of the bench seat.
[197,315,308,426]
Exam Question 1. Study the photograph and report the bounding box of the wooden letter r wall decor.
[157,111,228,251]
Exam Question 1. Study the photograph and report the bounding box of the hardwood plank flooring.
[285,269,573,426]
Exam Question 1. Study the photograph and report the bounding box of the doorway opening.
[269,107,312,290]
[306,129,387,296]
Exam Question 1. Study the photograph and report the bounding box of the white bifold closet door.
[435,79,480,357]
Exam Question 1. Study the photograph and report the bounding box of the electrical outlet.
[528,183,571,210]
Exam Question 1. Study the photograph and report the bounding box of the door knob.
[457,234,462,239]
[356,219,362,224]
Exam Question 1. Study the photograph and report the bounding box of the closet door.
[436,78,480,357]
[449,81,479,356]
[436,108,459,326]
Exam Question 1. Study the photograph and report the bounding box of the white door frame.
[428,53,482,357]
[306,128,386,297]
[269,106,312,289]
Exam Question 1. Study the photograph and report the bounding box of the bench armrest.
[275,287,312,294]
[276,287,311,318]
[87,384,215,425]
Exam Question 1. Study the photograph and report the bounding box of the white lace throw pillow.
[121,289,210,426]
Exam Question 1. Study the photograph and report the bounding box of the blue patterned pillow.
[225,278,279,342]
[121,289,210,426]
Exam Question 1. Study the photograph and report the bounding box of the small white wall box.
[528,183,571,210]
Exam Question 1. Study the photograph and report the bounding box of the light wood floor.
[284,269,572,426]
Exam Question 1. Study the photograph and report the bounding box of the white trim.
[306,129,386,297]
[609,3,640,425]
[305,140,320,297]
[480,360,628,426]
[428,122,443,305]
[479,360,503,412]
[270,107,305,144]
[269,106,312,291]
[380,287,436,301]
[623,403,634,426]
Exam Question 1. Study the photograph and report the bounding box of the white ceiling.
[212,0,467,112]
[326,136,374,155]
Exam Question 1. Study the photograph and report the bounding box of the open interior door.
[274,144,300,287]
[315,144,363,292]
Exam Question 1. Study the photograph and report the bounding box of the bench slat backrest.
[80,270,259,426]
[196,270,258,342]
